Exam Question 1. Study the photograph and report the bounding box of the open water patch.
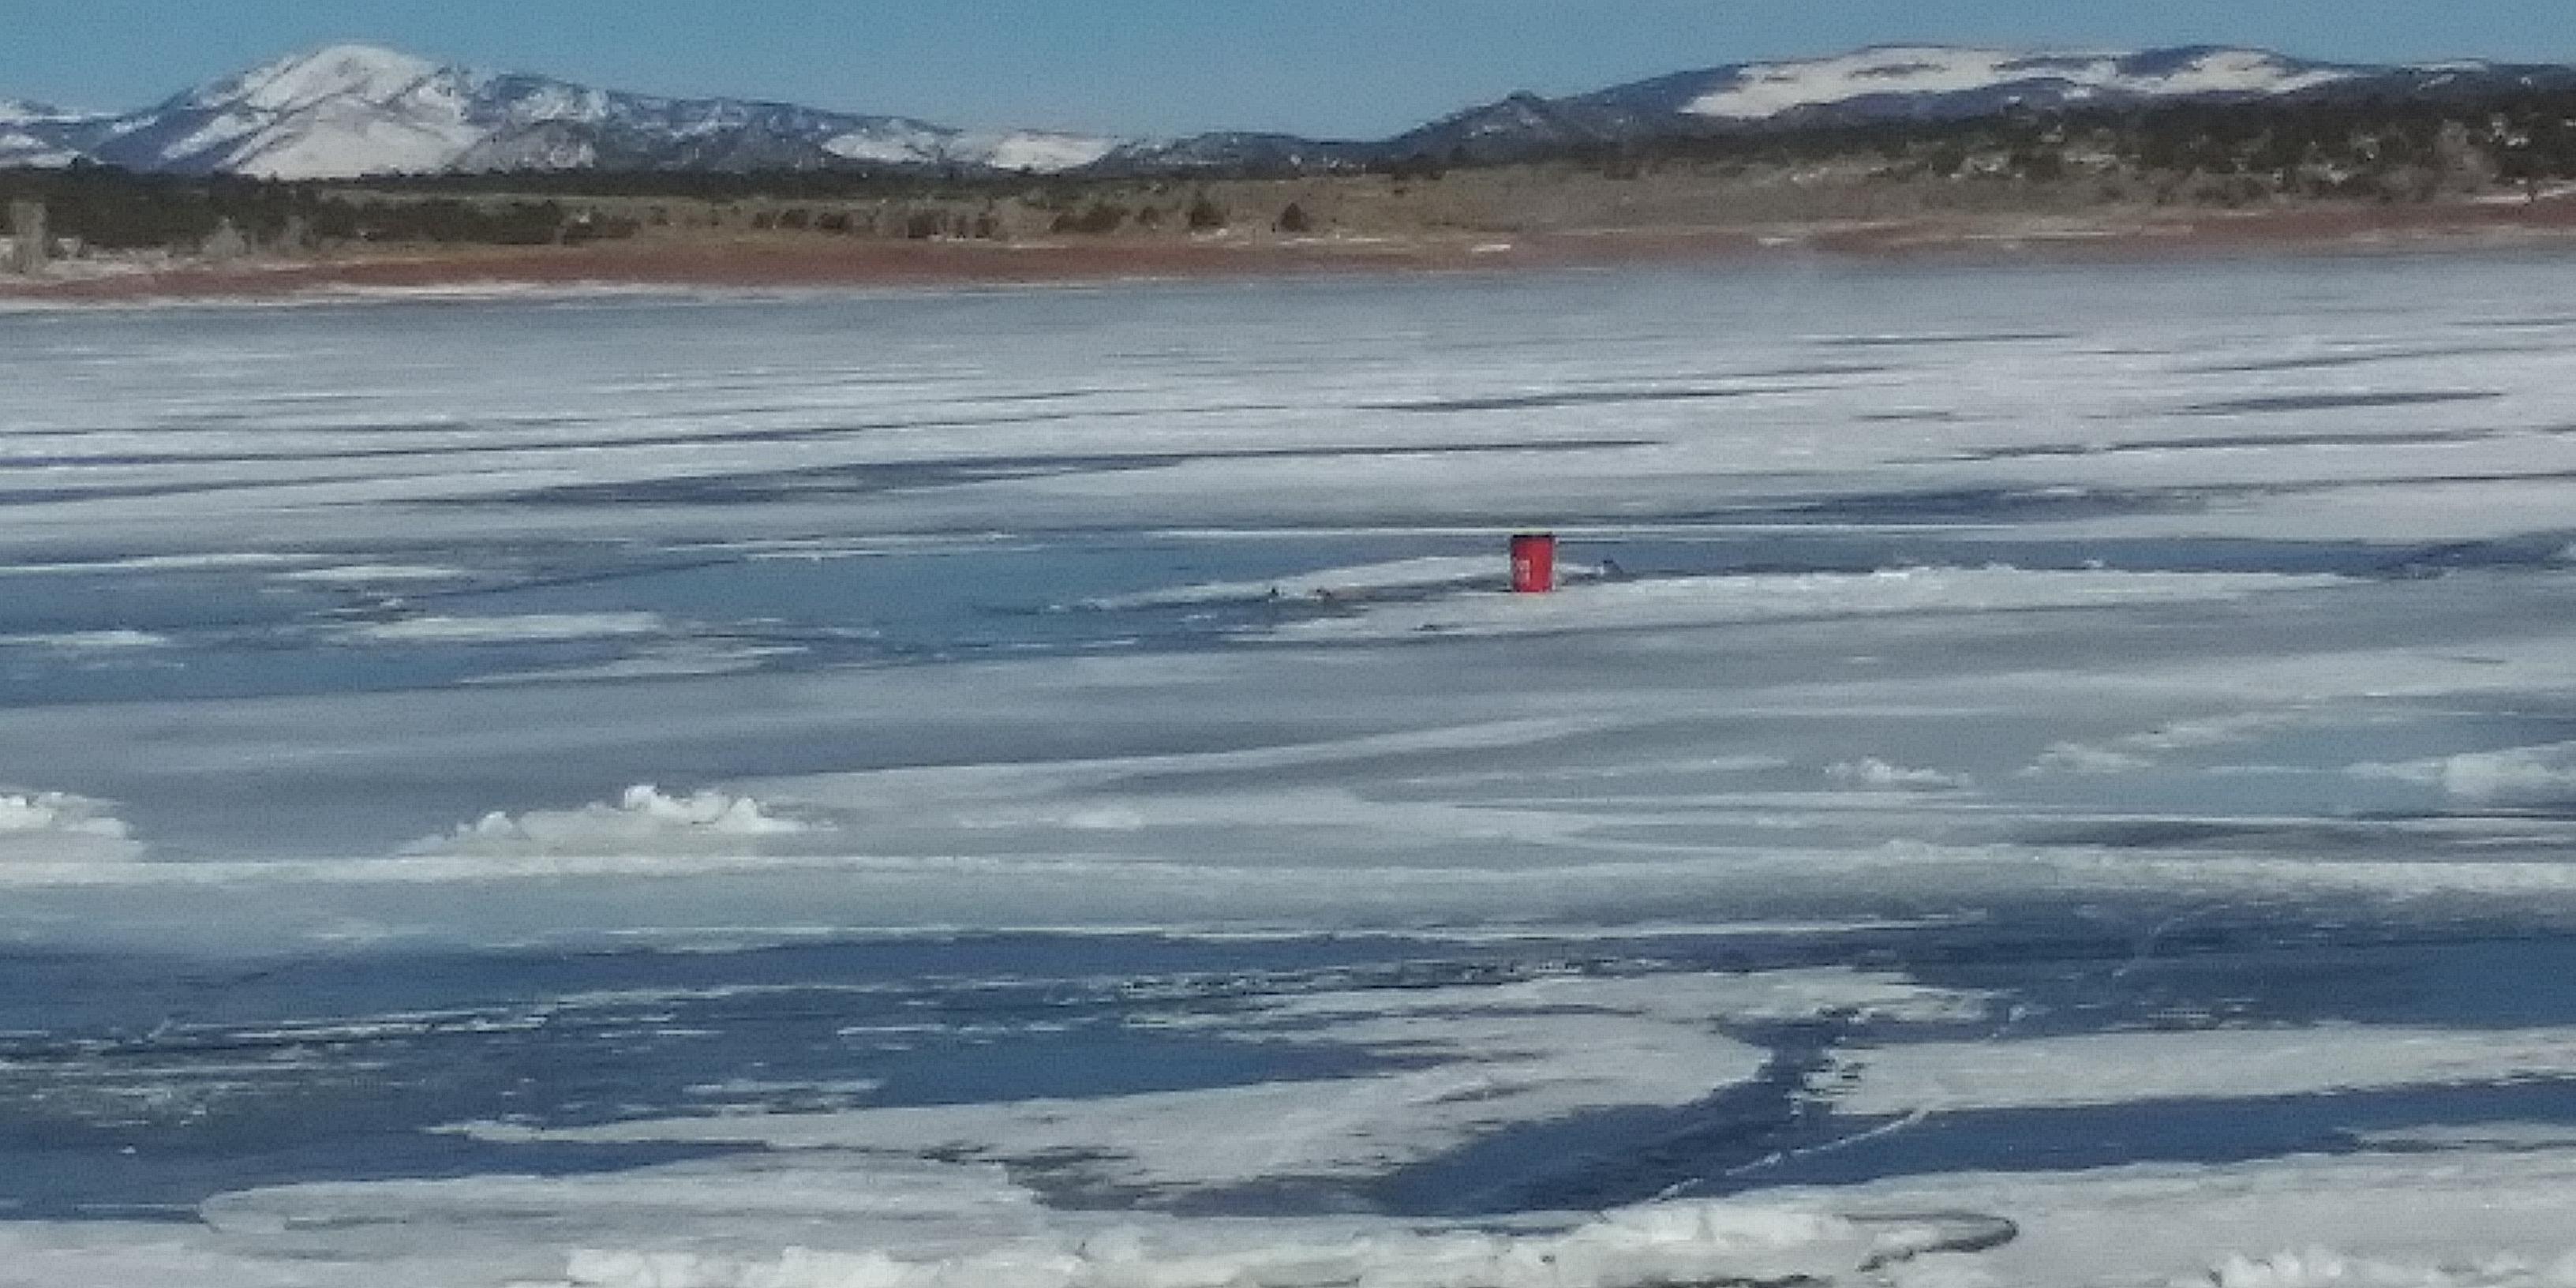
[2180,390,2505,416]
[1372,386,1823,414]
[467,441,1658,508]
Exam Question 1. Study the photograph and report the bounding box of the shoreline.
[9,199,2576,305]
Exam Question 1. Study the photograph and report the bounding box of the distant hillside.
[0,45,1120,180]
[1387,47,2576,165]
[6,41,2576,181]
[11,72,2576,267]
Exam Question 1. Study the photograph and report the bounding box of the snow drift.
[416,785,822,856]
[0,790,140,863]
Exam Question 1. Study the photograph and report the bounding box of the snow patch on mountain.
[1686,46,2368,118]
[0,133,80,167]
[212,43,449,116]
[217,103,483,180]
[971,131,1120,173]
[36,43,1125,179]
[0,98,108,168]
[6,40,2563,180]
[108,44,487,178]
[0,99,84,125]
[818,122,949,165]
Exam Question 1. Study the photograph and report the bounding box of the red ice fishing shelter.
[1510,533,1556,593]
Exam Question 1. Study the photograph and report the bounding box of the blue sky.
[9,0,2574,137]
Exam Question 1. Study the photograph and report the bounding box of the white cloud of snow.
[2027,741,2159,774]
[337,613,668,646]
[274,564,468,585]
[1826,758,1967,790]
[2027,713,2308,777]
[2351,743,2576,803]
[0,790,141,863]
[0,630,172,651]
[414,785,823,857]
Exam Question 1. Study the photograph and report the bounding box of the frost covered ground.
[8,256,2576,1284]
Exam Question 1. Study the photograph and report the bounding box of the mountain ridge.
[8,41,2575,181]
[0,44,1121,179]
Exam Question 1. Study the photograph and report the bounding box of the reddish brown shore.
[11,200,2576,305]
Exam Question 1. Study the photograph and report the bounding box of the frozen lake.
[9,256,2576,1285]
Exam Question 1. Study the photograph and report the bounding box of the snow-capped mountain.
[8,42,2575,181]
[0,99,77,125]
[28,44,1121,179]
[1089,132,1372,177]
[0,99,108,169]
[1390,45,2576,163]
[1669,47,2370,121]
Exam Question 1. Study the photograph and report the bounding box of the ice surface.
[17,1144,2576,1288]
[447,972,1883,1193]
[1262,567,2342,642]
[1785,1151,2576,1288]
[0,788,137,863]
[2350,743,2576,803]
[0,1150,1994,1288]
[1840,1024,2576,1116]
[1076,556,1544,609]
[272,564,470,584]
[13,256,2576,1284]
[337,613,672,645]
[0,629,172,650]
[548,1204,1946,1288]
[441,969,1982,1205]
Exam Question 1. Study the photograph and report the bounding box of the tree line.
[9,83,2576,253]
[1499,86,2576,200]
[0,163,646,251]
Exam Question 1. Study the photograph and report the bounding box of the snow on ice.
[11,255,2576,1286]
